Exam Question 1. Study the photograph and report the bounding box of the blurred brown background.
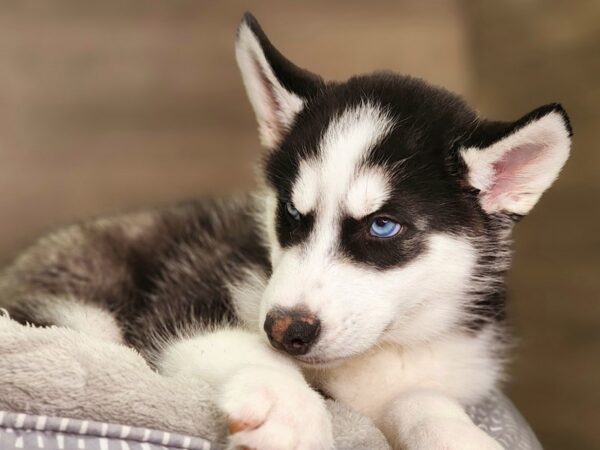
[0,1,598,448]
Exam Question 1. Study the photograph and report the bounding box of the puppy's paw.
[405,418,504,450]
[218,366,333,450]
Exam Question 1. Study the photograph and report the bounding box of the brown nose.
[264,308,321,356]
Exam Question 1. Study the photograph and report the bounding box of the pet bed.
[0,314,542,449]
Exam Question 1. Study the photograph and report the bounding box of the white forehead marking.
[292,161,320,214]
[292,103,393,214]
[345,168,391,218]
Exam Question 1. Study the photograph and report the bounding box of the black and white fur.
[0,13,572,450]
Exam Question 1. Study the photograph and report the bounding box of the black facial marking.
[275,199,315,248]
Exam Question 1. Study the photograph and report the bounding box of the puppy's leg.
[380,390,503,450]
[159,328,334,450]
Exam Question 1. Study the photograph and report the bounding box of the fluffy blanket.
[0,312,543,449]
[0,313,389,449]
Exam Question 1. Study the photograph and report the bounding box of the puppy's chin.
[294,355,347,369]
[294,344,376,368]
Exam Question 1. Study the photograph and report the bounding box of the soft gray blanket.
[0,313,389,449]
[0,313,541,449]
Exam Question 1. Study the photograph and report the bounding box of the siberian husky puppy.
[0,13,571,450]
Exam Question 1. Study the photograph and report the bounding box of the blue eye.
[285,202,301,221]
[369,217,402,238]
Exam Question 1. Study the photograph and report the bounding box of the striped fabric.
[0,411,216,450]
[0,389,543,450]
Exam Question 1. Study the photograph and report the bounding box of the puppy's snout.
[264,308,321,356]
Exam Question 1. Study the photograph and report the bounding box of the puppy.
[0,13,571,450]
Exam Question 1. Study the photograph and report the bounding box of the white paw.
[218,366,333,450]
[404,418,504,450]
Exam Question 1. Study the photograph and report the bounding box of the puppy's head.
[236,13,572,365]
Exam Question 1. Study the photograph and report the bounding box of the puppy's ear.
[461,104,572,216]
[236,13,324,149]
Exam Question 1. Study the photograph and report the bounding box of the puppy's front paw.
[405,418,504,450]
[218,366,333,450]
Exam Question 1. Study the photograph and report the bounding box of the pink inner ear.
[252,55,281,128]
[487,143,543,202]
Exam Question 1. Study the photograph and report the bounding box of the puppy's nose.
[264,308,321,356]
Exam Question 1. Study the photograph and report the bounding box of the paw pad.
[227,418,262,434]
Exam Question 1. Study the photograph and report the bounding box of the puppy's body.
[0,13,571,450]
[0,198,269,353]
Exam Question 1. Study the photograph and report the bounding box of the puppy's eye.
[369,217,402,238]
[285,201,301,221]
